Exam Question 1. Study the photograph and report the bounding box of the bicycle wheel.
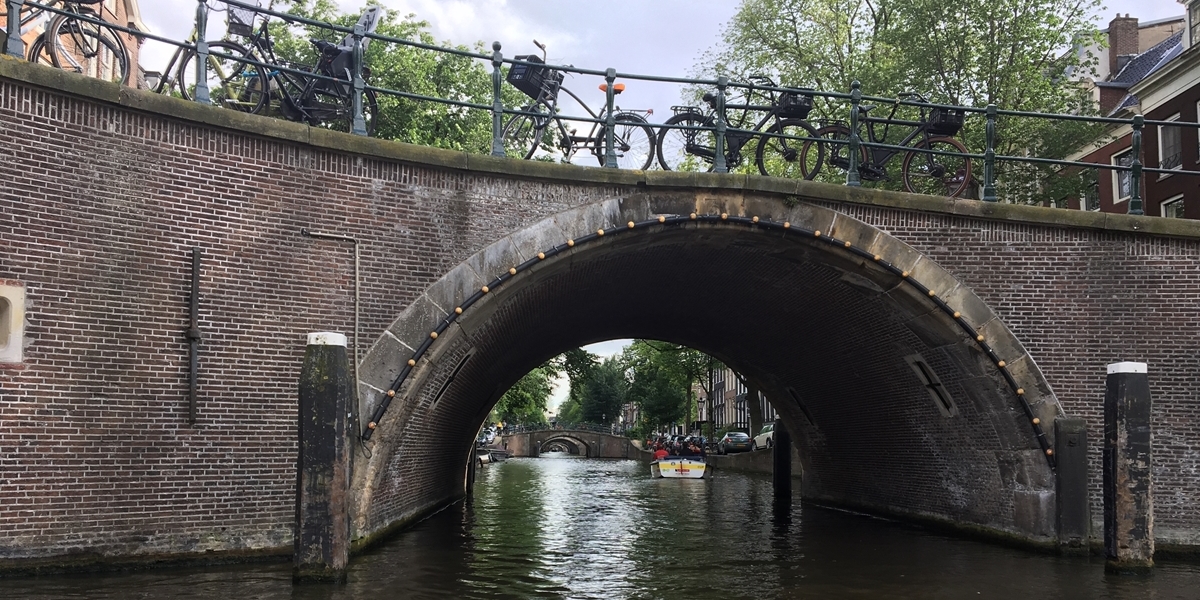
[800,125,864,183]
[901,136,972,197]
[177,41,269,114]
[756,118,821,179]
[26,36,56,69]
[45,14,129,85]
[502,104,551,160]
[597,113,655,170]
[317,88,379,136]
[656,112,716,172]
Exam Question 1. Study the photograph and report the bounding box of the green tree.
[704,0,1104,201]
[626,362,687,430]
[492,365,554,426]
[268,1,521,152]
[579,357,627,425]
[621,341,722,436]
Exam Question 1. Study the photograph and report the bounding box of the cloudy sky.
[136,0,1182,409]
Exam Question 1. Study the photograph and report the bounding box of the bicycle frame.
[857,115,929,169]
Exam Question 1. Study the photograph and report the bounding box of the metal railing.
[5,0,1198,214]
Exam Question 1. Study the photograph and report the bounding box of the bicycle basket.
[777,90,814,119]
[928,107,965,136]
[226,2,259,38]
[507,55,563,100]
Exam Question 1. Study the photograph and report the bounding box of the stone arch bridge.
[2,58,1200,570]
[498,429,648,459]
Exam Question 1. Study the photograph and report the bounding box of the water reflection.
[3,453,1200,599]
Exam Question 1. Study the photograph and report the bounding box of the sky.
[134,0,1185,409]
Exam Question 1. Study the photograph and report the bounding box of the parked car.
[718,431,753,454]
[752,423,774,451]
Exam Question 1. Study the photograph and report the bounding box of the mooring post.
[1103,361,1153,574]
[294,332,353,583]
[1055,417,1089,552]
[772,418,791,500]
[466,446,478,495]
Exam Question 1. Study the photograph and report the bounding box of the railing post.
[193,0,210,105]
[4,0,25,58]
[1129,114,1144,216]
[350,22,367,136]
[490,41,504,156]
[847,80,862,187]
[604,68,618,168]
[714,76,729,173]
[983,104,998,202]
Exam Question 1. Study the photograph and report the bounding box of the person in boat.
[688,442,705,458]
[653,444,669,460]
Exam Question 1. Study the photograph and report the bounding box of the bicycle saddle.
[858,104,877,114]
[599,83,625,94]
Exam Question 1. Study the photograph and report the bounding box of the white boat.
[651,456,707,479]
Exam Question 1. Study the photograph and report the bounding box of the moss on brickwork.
[3,54,1197,240]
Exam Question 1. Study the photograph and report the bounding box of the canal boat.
[651,456,707,479]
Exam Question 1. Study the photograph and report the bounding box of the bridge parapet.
[499,430,650,460]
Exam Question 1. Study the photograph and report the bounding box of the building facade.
[1073,4,1200,218]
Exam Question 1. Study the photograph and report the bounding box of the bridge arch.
[538,434,590,457]
[351,191,1063,544]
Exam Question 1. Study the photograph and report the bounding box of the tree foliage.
[268,0,521,152]
[579,357,627,425]
[703,0,1105,202]
[492,366,554,426]
[621,341,719,433]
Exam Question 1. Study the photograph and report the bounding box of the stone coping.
[4,54,1199,240]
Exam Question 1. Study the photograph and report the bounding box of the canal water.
[4,453,1200,599]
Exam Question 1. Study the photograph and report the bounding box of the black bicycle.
[20,0,130,85]
[501,41,656,170]
[800,92,972,197]
[656,76,823,179]
[214,1,383,135]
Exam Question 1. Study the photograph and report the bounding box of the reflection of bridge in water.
[500,429,650,459]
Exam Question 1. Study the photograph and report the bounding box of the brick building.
[0,0,146,87]
[1072,5,1200,218]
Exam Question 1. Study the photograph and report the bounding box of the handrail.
[4,0,1196,212]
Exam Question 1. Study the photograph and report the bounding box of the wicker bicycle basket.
[226,2,259,38]
[928,107,965,136]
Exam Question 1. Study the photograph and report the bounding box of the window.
[0,282,24,364]
[1192,1,1200,48]
[1159,113,1182,172]
[1112,147,1134,202]
[1162,195,1186,218]
[905,355,957,417]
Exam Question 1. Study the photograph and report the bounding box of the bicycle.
[147,2,267,114]
[656,75,823,179]
[17,0,129,85]
[800,92,973,197]
[220,1,383,134]
[501,41,655,170]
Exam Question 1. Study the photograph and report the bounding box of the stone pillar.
[1055,417,1089,552]
[294,332,353,583]
[1103,361,1153,574]
[772,418,791,500]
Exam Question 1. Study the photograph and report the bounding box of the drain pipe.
[299,229,360,389]
[187,247,202,425]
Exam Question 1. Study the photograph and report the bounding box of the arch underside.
[353,192,1061,543]
[540,436,589,456]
